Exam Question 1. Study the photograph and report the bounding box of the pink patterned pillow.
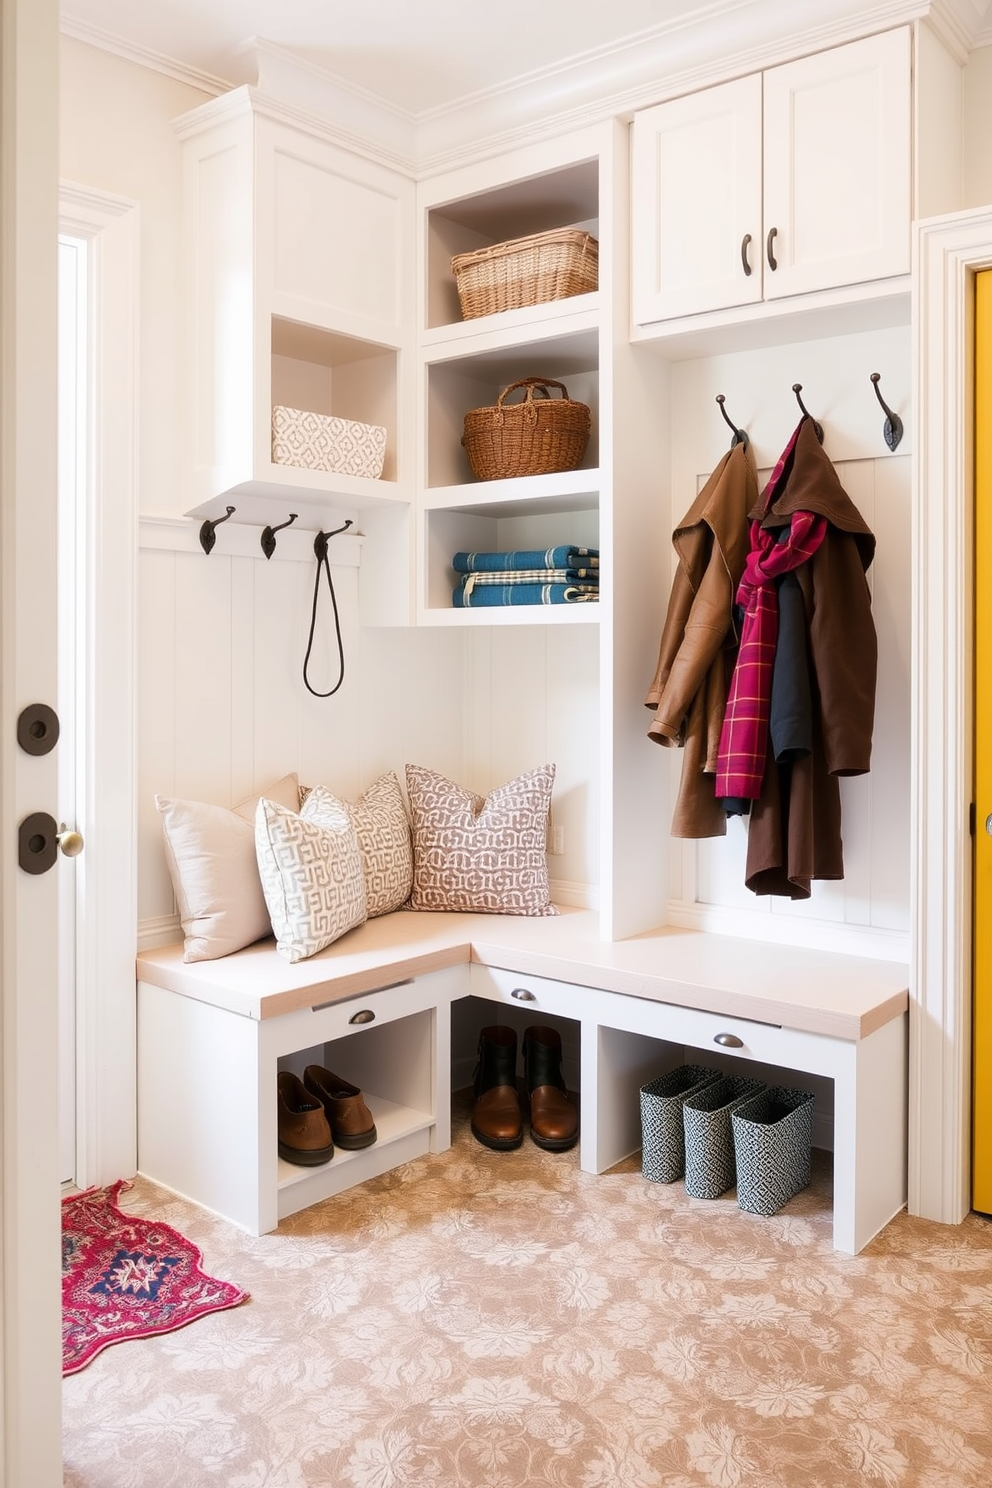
[405,763,558,917]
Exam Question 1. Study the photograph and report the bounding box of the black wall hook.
[199,505,235,555]
[260,512,298,560]
[792,384,824,444]
[870,372,904,451]
[715,393,748,448]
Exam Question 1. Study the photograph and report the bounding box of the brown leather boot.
[278,1071,334,1166]
[523,1026,578,1151]
[470,1026,523,1151]
[303,1066,377,1149]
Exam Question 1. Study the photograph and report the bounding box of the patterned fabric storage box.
[731,1085,815,1216]
[271,406,386,479]
[682,1076,766,1199]
[639,1065,722,1183]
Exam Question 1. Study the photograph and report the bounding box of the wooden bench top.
[136,909,909,1041]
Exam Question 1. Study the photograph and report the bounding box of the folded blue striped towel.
[453,582,600,608]
[462,568,599,585]
[452,546,599,575]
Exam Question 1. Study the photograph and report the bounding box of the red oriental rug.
[61,1180,249,1376]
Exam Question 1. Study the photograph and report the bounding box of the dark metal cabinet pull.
[714,1032,744,1048]
[349,1009,376,1025]
[741,233,753,276]
[766,227,778,270]
[511,987,537,1002]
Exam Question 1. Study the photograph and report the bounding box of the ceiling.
[62,0,992,119]
[60,0,738,113]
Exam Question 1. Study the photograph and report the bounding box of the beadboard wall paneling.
[661,325,912,959]
[137,529,601,938]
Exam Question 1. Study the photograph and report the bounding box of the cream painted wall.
[963,45,992,209]
[60,37,211,520]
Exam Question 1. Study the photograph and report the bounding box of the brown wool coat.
[644,440,758,838]
[744,418,877,898]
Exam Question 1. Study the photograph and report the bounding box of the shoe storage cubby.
[137,964,461,1235]
[276,1008,437,1219]
[451,994,582,1098]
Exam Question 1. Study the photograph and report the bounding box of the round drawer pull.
[714,1032,744,1048]
[349,1009,376,1025]
[511,987,537,1002]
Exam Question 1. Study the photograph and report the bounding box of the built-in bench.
[136,909,909,1255]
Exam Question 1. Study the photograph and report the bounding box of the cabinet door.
[762,29,911,300]
[631,74,763,324]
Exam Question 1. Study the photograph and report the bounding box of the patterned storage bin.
[731,1085,815,1216]
[639,1065,722,1183]
[682,1076,766,1199]
[271,406,387,479]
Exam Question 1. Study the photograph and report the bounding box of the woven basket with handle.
[462,377,591,482]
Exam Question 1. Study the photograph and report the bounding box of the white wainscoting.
[137,518,601,945]
[662,325,913,961]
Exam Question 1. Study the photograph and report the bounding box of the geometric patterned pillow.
[301,772,412,918]
[254,797,367,963]
[405,762,558,917]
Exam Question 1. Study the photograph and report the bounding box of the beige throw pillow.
[254,796,367,963]
[301,772,413,918]
[156,773,300,963]
[405,762,558,916]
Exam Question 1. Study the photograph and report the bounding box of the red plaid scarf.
[715,507,827,799]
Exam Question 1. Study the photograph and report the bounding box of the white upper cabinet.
[631,73,763,323]
[631,28,912,328]
[762,30,911,300]
[174,89,415,531]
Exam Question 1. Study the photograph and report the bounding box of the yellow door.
[975,268,992,1212]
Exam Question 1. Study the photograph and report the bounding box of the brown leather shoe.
[523,1025,578,1151]
[303,1066,377,1150]
[470,1026,523,1151]
[278,1070,334,1166]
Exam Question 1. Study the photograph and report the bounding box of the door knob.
[57,823,84,857]
[986,813,992,837]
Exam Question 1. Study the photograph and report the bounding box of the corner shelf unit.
[417,141,605,628]
[173,88,417,621]
[415,123,671,937]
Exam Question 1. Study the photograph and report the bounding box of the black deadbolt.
[17,703,60,757]
[18,812,58,874]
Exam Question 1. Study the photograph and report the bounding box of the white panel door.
[762,29,911,300]
[631,74,763,324]
[0,0,63,1478]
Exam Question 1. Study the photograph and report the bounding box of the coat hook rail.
[792,384,824,444]
[260,512,299,560]
[870,372,904,451]
[199,505,236,555]
[715,393,748,448]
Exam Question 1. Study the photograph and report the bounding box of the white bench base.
[137,912,909,1254]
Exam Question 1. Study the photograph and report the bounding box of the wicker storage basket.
[271,406,386,480]
[682,1076,767,1200]
[462,378,591,482]
[640,1065,722,1184]
[731,1086,815,1216]
[451,228,598,320]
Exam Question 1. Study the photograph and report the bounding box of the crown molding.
[171,84,416,177]
[69,0,992,177]
[60,14,230,97]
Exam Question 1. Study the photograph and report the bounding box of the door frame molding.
[912,206,992,1224]
[59,182,139,1187]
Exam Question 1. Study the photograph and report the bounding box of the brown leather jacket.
[745,418,877,897]
[645,440,757,837]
